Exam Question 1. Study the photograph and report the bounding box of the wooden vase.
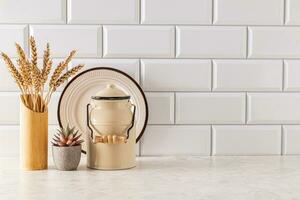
[20,96,48,170]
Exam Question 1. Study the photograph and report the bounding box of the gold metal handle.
[86,103,136,144]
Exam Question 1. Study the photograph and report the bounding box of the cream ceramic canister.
[86,84,136,170]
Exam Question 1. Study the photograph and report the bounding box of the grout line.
[2,123,300,127]
[246,26,249,58]
[139,0,142,24]
[138,59,141,87]
[139,140,142,156]
[65,0,68,24]
[282,60,285,91]
[144,91,300,93]
[4,90,300,93]
[211,60,214,91]
[4,22,300,28]
[281,125,285,155]
[4,23,300,27]
[146,124,300,126]
[27,24,30,55]
[283,0,287,25]
[101,26,104,58]
[211,0,215,24]
[173,92,176,124]
[245,92,248,124]
[174,26,177,58]
[9,56,300,60]
[210,125,213,156]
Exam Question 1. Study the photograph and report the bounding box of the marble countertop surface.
[0,156,300,200]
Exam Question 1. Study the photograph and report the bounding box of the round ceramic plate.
[57,67,148,148]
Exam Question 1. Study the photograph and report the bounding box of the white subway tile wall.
[145,92,175,124]
[0,0,299,156]
[30,25,102,57]
[248,27,300,58]
[176,93,245,124]
[212,125,281,155]
[103,26,175,58]
[141,0,212,24]
[142,125,211,155]
[214,0,284,25]
[283,125,300,154]
[285,0,300,25]
[68,0,139,24]
[176,26,247,58]
[141,59,211,91]
[284,60,300,91]
[213,60,283,91]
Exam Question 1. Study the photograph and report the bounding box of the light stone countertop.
[0,156,300,200]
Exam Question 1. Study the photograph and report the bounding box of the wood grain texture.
[20,96,48,170]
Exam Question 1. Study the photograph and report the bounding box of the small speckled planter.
[52,145,81,171]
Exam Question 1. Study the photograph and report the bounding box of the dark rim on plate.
[57,67,149,143]
[91,96,131,100]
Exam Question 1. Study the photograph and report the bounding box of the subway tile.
[0,125,59,157]
[284,60,300,91]
[214,0,284,25]
[0,93,19,125]
[286,0,300,25]
[177,26,246,58]
[68,0,139,24]
[0,126,19,157]
[212,125,281,155]
[30,25,102,58]
[145,92,174,124]
[0,0,66,23]
[71,59,140,82]
[103,26,175,58]
[248,93,300,124]
[141,0,211,24]
[141,59,211,91]
[283,125,300,154]
[141,125,210,155]
[176,93,245,124]
[213,60,283,91]
[249,27,300,58]
[0,25,28,57]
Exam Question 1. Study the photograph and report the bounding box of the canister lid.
[91,84,130,100]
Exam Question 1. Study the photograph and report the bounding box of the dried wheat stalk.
[16,43,32,90]
[54,64,84,90]
[1,53,24,90]
[29,37,38,72]
[41,43,51,87]
[49,50,76,89]
[45,64,83,105]
[1,37,84,113]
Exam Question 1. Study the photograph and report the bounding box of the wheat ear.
[54,64,84,89]
[45,64,84,105]
[29,36,38,72]
[41,43,52,87]
[15,43,32,90]
[49,50,76,89]
[29,37,42,94]
[1,52,25,92]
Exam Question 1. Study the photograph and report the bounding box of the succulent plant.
[52,125,83,147]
